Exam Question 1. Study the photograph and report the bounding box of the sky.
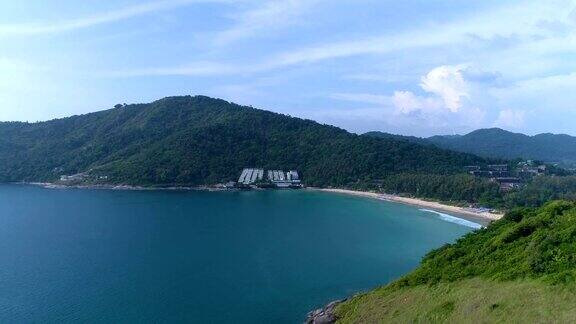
[1,0,575,136]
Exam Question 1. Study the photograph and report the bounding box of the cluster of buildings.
[466,164,521,191]
[236,168,302,188]
[466,164,510,178]
[517,160,547,177]
[238,168,264,184]
[466,161,547,191]
[59,172,108,183]
[59,173,88,182]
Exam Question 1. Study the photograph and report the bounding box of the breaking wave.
[419,209,483,229]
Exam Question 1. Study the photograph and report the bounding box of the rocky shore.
[23,182,230,191]
[306,300,344,324]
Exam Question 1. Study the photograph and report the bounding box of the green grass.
[395,201,576,286]
[335,201,576,323]
[336,278,576,323]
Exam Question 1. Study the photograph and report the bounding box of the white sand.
[313,188,504,222]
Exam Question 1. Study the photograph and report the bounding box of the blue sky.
[1,0,575,136]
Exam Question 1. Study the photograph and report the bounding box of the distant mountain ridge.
[0,96,488,187]
[366,128,576,166]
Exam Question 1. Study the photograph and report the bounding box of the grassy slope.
[336,278,576,323]
[335,201,576,323]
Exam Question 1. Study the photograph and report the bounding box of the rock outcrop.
[306,299,344,324]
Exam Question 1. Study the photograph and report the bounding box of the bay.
[0,185,472,323]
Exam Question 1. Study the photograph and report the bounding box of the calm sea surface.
[0,185,473,323]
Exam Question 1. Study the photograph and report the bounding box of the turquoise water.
[0,185,473,323]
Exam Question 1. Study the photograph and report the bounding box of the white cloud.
[213,0,320,46]
[332,65,480,117]
[568,6,576,23]
[330,93,390,105]
[331,64,491,131]
[391,91,442,115]
[101,61,237,77]
[420,65,469,112]
[253,1,568,70]
[494,109,526,128]
[345,74,392,82]
[390,64,480,116]
[0,0,235,37]
[491,72,576,117]
[105,0,574,77]
[392,91,420,114]
[503,72,576,94]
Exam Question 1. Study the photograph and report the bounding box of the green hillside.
[366,129,576,167]
[363,131,432,146]
[427,128,576,166]
[335,201,576,323]
[0,96,488,187]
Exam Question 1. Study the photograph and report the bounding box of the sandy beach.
[312,188,504,224]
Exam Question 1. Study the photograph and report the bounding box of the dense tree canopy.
[363,173,502,206]
[2,95,575,210]
[504,176,576,208]
[0,96,488,187]
[367,128,576,167]
[427,128,576,167]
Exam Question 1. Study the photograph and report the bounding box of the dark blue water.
[0,185,472,323]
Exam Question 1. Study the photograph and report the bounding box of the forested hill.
[363,131,432,146]
[365,128,576,167]
[0,96,488,187]
[429,128,576,165]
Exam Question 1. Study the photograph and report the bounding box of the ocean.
[0,185,473,323]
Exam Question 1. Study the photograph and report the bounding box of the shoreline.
[20,182,228,192]
[18,182,504,224]
[311,188,503,225]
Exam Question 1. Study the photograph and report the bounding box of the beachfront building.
[238,168,264,185]
[237,168,302,188]
[286,171,300,183]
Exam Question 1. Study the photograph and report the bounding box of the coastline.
[20,182,228,192]
[311,188,503,224]
[19,182,504,224]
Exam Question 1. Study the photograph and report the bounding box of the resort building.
[238,168,264,185]
[286,171,299,181]
[494,177,522,191]
[237,168,302,188]
[487,164,509,172]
